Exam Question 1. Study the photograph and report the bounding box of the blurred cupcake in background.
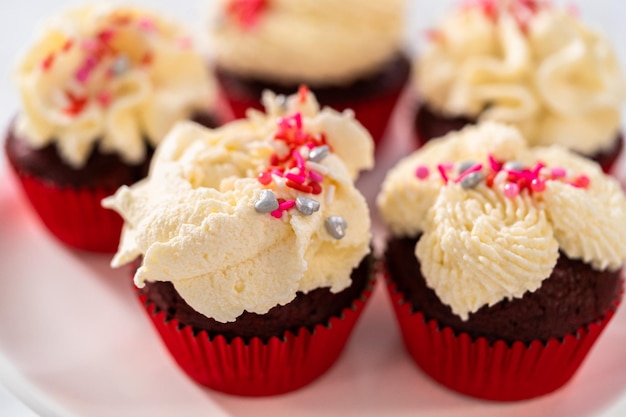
[211,0,410,146]
[5,3,219,252]
[377,122,626,401]
[413,0,625,172]
[104,88,375,396]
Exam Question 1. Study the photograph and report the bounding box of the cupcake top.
[104,88,373,323]
[416,0,625,155]
[15,3,215,168]
[211,0,406,85]
[377,122,626,320]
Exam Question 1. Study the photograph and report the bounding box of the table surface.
[0,1,625,416]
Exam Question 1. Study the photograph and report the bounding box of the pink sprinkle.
[551,167,567,179]
[293,150,305,171]
[504,182,520,198]
[138,17,155,31]
[271,169,284,177]
[294,112,303,129]
[81,39,99,52]
[309,170,324,183]
[75,67,90,83]
[573,175,590,189]
[415,165,429,179]
[531,162,545,175]
[488,154,502,172]
[278,200,295,211]
[530,178,546,192]
[270,210,283,219]
[454,163,483,184]
[285,172,306,184]
[437,164,449,184]
[97,91,112,107]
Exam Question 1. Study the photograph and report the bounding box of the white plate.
[2,92,626,417]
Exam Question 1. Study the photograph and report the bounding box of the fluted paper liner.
[137,277,374,397]
[9,170,123,252]
[385,274,621,401]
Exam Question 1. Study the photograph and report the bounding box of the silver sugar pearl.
[309,145,330,162]
[458,160,476,174]
[112,55,130,76]
[504,161,525,171]
[295,197,320,216]
[460,171,484,189]
[254,190,279,213]
[325,216,347,240]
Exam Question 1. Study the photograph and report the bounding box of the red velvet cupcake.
[5,3,219,252]
[210,0,410,146]
[103,89,375,396]
[377,122,626,401]
[413,0,625,172]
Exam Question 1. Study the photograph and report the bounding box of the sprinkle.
[97,91,112,108]
[298,85,309,103]
[325,216,347,240]
[530,178,546,192]
[41,53,55,71]
[227,0,268,29]
[572,174,590,189]
[488,154,503,172]
[270,210,283,219]
[415,165,429,179]
[293,150,305,171]
[460,171,484,189]
[306,161,329,175]
[437,164,449,184]
[138,17,155,31]
[286,180,313,193]
[504,182,520,198]
[285,172,306,184]
[63,91,88,116]
[278,200,295,211]
[455,163,483,184]
[62,39,74,52]
[551,167,567,179]
[308,145,330,163]
[141,52,153,66]
[81,39,99,52]
[296,197,320,216]
[326,185,336,205]
[257,171,272,185]
[309,181,322,195]
[308,170,324,183]
[98,29,115,43]
[254,190,279,213]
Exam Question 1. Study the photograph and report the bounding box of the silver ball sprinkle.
[254,190,279,213]
[308,145,330,163]
[460,171,484,189]
[295,197,320,216]
[503,161,525,171]
[112,55,130,76]
[325,216,347,240]
[458,160,476,174]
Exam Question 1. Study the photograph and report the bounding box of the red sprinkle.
[257,171,272,185]
[309,181,322,195]
[286,180,313,193]
[298,85,309,103]
[41,53,55,71]
[573,175,590,189]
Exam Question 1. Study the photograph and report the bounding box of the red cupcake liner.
[137,278,375,397]
[9,170,123,253]
[219,83,406,148]
[385,275,621,401]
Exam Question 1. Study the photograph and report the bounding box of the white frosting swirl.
[104,91,373,323]
[417,2,625,154]
[377,122,626,320]
[212,0,405,85]
[16,4,215,168]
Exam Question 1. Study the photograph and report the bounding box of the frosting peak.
[104,89,373,323]
[378,122,626,320]
[417,0,625,154]
[16,4,215,168]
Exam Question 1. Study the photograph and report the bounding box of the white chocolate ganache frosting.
[377,122,626,320]
[211,0,406,85]
[416,0,625,155]
[104,88,374,323]
[15,3,215,168]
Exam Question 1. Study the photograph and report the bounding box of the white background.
[0,1,625,416]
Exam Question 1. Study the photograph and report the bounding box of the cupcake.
[211,0,410,146]
[414,0,625,172]
[4,3,218,252]
[103,89,375,396]
[377,122,626,401]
